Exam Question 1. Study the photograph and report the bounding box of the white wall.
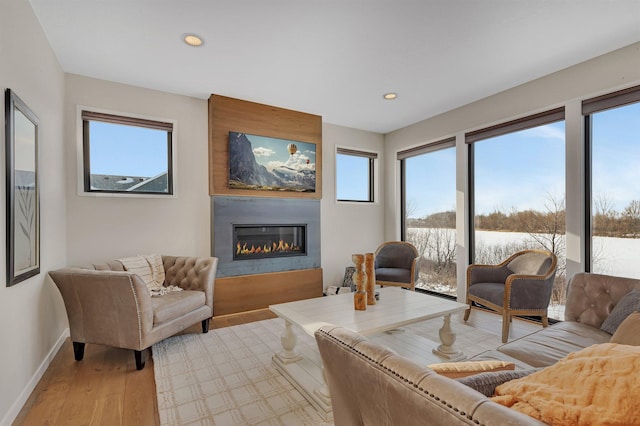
[384,42,640,300]
[0,0,68,424]
[64,74,210,264]
[63,76,385,291]
[321,123,385,289]
[4,4,634,422]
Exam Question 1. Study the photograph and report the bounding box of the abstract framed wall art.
[228,131,316,193]
[5,89,40,286]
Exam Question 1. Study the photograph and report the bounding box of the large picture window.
[399,138,456,296]
[82,110,174,195]
[468,109,566,320]
[585,87,640,278]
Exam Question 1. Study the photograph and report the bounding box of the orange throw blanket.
[492,343,640,425]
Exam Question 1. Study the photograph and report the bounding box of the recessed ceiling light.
[383,92,398,100]
[183,34,203,47]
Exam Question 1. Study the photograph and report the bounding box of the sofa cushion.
[457,368,541,397]
[497,321,611,368]
[507,252,553,275]
[375,244,416,269]
[492,343,640,424]
[375,267,411,283]
[118,255,155,290]
[600,289,640,334]
[428,360,515,378]
[610,311,640,345]
[151,290,205,324]
[468,282,505,306]
[144,253,166,287]
[469,349,537,370]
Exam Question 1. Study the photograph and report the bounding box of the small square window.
[336,148,377,202]
[81,110,174,195]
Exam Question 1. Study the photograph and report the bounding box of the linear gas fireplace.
[233,224,306,260]
[213,196,320,277]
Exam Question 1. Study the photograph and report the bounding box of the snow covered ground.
[412,228,640,320]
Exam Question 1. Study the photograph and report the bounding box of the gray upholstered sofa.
[475,272,640,369]
[315,272,640,425]
[49,255,218,370]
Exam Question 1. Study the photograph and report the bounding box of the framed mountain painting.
[228,131,316,193]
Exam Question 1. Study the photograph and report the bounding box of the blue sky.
[395,102,638,218]
[403,121,567,217]
[591,103,640,211]
[336,154,370,200]
[90,102,638,212]
[90,121,168,177]
[246,134,316,172]
[91,126,319,178]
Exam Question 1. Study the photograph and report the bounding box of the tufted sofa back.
[564,272,640,327]
[163,256,217,309]
[82,255,217,311]
[315,325,544,425]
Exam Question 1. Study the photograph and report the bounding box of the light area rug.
[153,316,502,426]
[154,318,328,425]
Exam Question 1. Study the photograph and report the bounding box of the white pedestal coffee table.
[269,287,469,420]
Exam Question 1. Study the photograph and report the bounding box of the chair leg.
[541,314,549,328]
[463,302,472,321]
[73,342,85,361]
[134,350,146,370]
[502,312,511,343]
[202,318,210,334]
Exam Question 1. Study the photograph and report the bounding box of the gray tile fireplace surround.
[212,196,321,277]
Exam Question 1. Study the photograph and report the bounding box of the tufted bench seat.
[49,255,218,370]
[472,272,640,368]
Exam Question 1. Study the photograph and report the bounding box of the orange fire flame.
[236,240,301,256]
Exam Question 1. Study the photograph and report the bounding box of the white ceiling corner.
[28,0,640,134]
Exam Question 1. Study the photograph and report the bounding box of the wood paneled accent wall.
[208,94,322,199]
[209,95,324,315]
[214,269,323,316]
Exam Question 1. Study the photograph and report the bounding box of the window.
[584,86,640,278]
[336,147,377,202]
[81,110,174,195]
[399,138,456,296]
[468,109,566,320]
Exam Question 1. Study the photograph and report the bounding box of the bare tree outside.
[407,193,568,314]
[406,187,640,321]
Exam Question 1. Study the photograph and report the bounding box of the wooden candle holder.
[352,254,367,311]
[365,253,376,305]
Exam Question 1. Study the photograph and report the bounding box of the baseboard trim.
[1,327,70,426]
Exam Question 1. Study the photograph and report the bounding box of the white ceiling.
[29,0,640,134]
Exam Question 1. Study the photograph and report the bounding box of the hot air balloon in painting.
[228,131,316,193]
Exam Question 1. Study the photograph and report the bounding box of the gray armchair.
[374,241,419,291]
[463,249,557,343]
[49,255,218,370]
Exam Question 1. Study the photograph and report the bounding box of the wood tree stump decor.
[365,253,376,305]
[352,254,367,311]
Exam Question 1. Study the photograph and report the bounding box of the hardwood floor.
[12,306,541,426]
[12,309,277,426]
